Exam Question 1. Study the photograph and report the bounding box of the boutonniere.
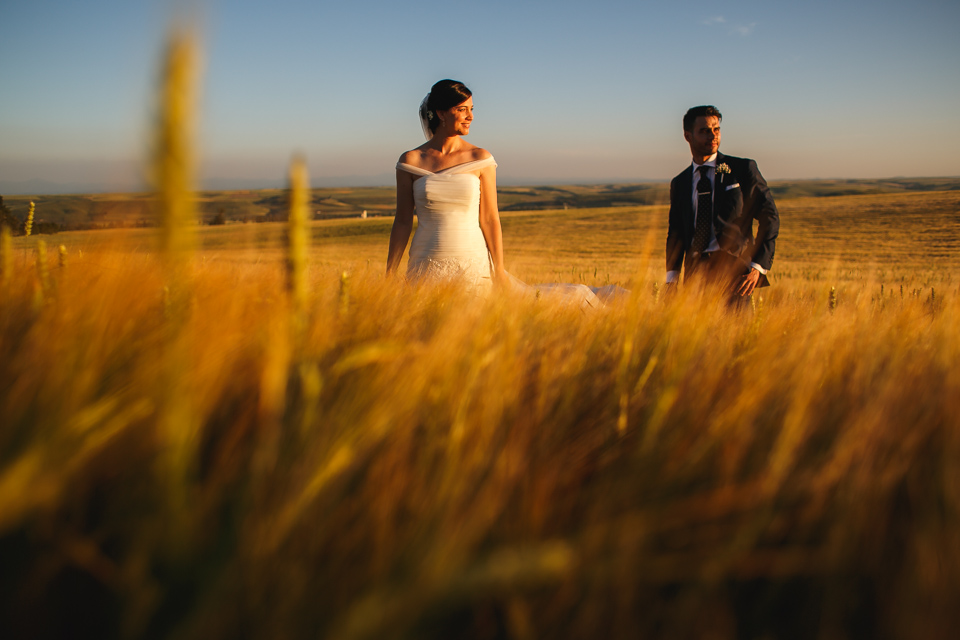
[715,162,731,184]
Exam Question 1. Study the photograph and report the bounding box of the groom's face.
[684,115,721,159]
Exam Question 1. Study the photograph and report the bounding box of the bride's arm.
[478,165,506,283]
[387,168,416,276]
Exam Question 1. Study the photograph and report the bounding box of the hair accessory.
[419,93,433,141]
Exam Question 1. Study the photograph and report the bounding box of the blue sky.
[1,0,958,193]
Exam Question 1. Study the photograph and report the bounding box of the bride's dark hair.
[422,79,472,134]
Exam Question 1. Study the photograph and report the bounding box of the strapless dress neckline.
[396,156,497,178]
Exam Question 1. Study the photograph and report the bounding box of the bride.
[386,79,621,306]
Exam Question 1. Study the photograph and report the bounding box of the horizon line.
[3,174,960,197]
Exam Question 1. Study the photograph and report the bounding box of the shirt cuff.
[666,270,680,283]
[749,262,768,275]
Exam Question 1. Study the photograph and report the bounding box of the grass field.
[21,187,958,287]
[2,186,959,639]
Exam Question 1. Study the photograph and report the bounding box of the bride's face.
[440,97,474,136]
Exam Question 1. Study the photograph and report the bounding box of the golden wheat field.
[3,31,960,640]
[2,186,960,640]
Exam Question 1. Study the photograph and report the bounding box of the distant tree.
[210,209,226,225]
[0,195,24,235]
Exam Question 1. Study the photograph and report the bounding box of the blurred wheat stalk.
[155,28,199,271]
[25,201,35,236]
[152,27,202,549]
[287,154,309,317]
[0,226,11,283]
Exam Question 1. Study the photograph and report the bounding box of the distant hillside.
[768,177,960,199]
[0,188,398,232]
[2,177,958,233]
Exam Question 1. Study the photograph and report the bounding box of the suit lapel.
[713,152,729,224]
[679,165,694,241]
[712,152,747,257]
[713,152,726,204]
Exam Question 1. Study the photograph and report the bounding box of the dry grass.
[1,212,958,639]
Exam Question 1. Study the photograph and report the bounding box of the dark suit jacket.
[666,152,779,285]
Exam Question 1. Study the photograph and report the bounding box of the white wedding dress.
[397,156,624,308]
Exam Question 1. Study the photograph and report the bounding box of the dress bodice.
[393,155,622,307]
[397,157,497,287]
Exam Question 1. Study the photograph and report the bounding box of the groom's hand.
[737,268,761,297]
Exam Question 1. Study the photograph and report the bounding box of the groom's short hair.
[683,106,722,132]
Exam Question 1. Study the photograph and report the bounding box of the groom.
[666,105,779,298]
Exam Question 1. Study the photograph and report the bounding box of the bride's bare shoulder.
[398,149,421,166]
[468,146,493,161]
